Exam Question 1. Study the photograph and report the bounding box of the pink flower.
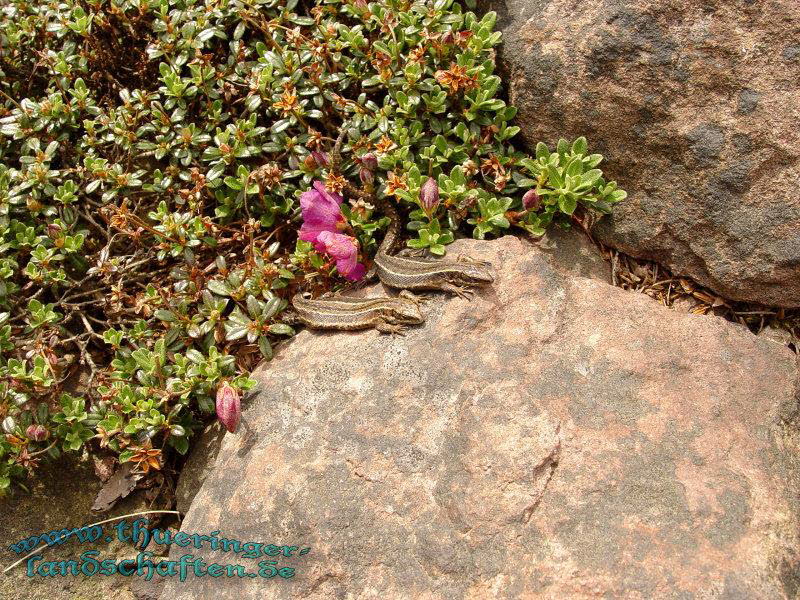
[359,152,378,171]
[299,181,346,251]
[420,177,440,214]
[216,382,241,433]
[359,167,374,185]
[316,231,367,280]
[522,189,541,211]
[311,151,330,168]
[26,424,48,442]
[298,181,366,280]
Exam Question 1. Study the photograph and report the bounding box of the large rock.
[174,424,226,515]
[162,236,800,599]
[488,0,800,307]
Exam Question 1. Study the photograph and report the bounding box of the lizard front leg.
[396,248,431,258]
[440,283,475,300]
[375,321,407,335]
[281,310,301,324]
[456,254,488,265]
[399,289,428,306]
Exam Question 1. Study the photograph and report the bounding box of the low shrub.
[0,0,625,492]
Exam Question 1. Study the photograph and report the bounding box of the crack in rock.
[521,425,562,524]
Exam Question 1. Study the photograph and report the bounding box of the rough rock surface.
[162,236,799,599]
[0,455,141,600]
[175,424,226,515]
[486,0,800,307]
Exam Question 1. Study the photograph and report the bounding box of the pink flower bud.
[311,151,330,168]
[26,424,48,442]
[420,177,440,214]
[522,189,541,211]
[216,382,241,433]
[360,153,378,171]
[46,224,62,239]
[359,167,374,185]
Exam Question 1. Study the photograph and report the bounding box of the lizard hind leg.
[350,266,378,290]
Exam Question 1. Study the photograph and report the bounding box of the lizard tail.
[374,193,399,256]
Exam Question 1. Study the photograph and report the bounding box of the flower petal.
[342,261,366,281]
[313,180,343,206]
[317,231,366,280]
[299,181,346,247]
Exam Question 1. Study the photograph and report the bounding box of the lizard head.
[449,260,495,286]
[390,301,425,325]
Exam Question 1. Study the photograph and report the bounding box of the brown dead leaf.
[693,291,715,304]
[91,462,142,512]
[93,455,117,482]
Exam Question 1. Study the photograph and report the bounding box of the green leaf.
[579,169,603,188]
[433,135,448,155]
[546,164,564,188]
[535,142,550,161]
[571,137,588,155]
[185,349,205,363]
[154,309,177,322]
[224,176,242,190]
[207,163,225,181]
[558,195,577,215]
[207,280,231,296]
[450,165,466,186]
[171,436,189,455]
[268,323,295,336]
[258,336,273,360]
[489,215,509,228]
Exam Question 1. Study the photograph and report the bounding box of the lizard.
[287,125,494,332]
[370,195,495,299]
[288,292,424,335]
[328,126,495,299]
